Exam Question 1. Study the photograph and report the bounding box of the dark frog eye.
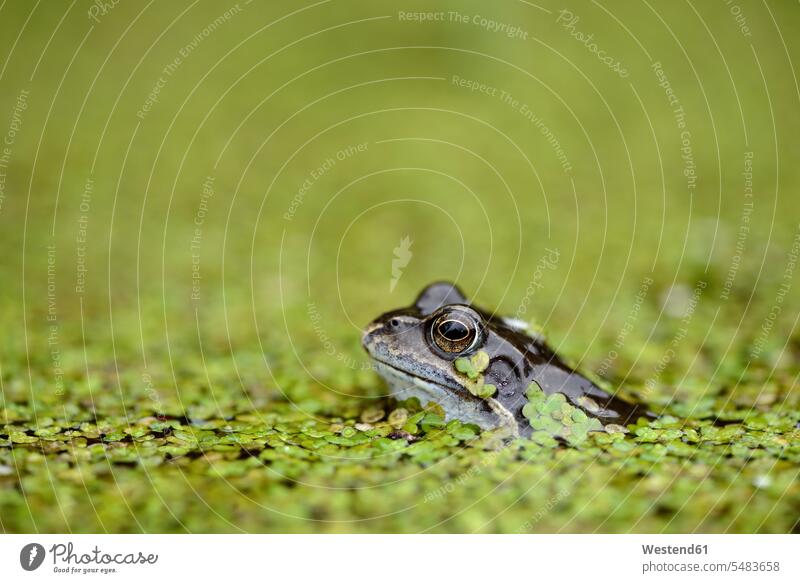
[431,309,481,353]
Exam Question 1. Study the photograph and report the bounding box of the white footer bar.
[1,534,797,582]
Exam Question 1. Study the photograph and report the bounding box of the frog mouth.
[361,332,462,395]
[371,359,466,396]
[369,357,468,397]
[370,360,518,436]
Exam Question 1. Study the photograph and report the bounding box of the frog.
[361,281,649,438]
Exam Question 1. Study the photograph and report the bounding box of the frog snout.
[361,316,417,354]
[361,322,383,352]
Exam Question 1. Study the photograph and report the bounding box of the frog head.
[361,282,527,432]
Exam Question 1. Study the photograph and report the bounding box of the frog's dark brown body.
[362,282,649,436]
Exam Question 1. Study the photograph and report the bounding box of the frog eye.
[431,310,480,353]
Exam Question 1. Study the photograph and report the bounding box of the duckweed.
[2,355,798,534]
[454,351,497,398]
[522,382,604,446]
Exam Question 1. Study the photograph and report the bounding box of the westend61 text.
[642,544,708,555]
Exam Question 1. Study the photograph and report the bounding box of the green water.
[0,1,798,532]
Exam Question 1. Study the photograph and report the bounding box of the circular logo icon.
[20,543,46,571]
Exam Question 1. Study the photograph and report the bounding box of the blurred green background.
[0,0,798,533]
